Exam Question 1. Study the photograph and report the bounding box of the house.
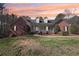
[0,15,71,37]
[0,15,72,37]
[31,17,70,35]
[9,17,32,36]
[31,17,55,34]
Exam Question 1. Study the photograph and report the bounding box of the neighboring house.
[58,19,69,33]
[9,17,32,36]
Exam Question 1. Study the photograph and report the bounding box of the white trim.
[36,18,39,23]
[44,19,48,23]
[65,26,67,31]
[36,26,39,31]
[14,25,17,31]
[46,26,48,31]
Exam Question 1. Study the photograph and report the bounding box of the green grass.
[0,36,79,55]
[38,37,79,47]
[0,37,17,48]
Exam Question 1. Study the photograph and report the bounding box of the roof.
[31,19,64,27]
[10,17,32,29]
[22,17,32,28]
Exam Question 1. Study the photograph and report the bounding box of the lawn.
[0,35,79,56]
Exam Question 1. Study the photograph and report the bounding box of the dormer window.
[40,20,43,23]
[48,20,51,23]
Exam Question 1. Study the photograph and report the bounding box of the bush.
[70,24,78,34]
[62,31,69,36]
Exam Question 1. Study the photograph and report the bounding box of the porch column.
[69,24,71,34]
[36,26,39,31]
[65,26,67,32]
[46,26,48,31]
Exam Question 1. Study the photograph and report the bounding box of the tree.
[55,13,65,20]
[54,24,60,34]
[0,3,4,8]
[70,24,78,34]
[0,3,5,15]
[0,8,18,37]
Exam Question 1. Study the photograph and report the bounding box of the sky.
[4,3,79,18]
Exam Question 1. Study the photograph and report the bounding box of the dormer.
[39,17,44,23]
[36,17,39,23]
[44,17,48,23]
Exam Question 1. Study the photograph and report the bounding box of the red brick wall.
[58,20,68,31]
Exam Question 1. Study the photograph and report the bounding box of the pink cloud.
[6,3,79,17]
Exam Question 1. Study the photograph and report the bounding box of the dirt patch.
[12,38,51,55]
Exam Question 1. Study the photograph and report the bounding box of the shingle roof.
[31,19,63,27]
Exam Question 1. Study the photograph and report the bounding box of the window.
[40,20,43,23]
[14,25,17,31]
[48,20,51,23]
[65,26,68,31]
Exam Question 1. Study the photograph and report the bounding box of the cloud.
[5,3,79,17]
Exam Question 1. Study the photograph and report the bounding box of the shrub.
[70,24,78,34]
[62,31,69,36]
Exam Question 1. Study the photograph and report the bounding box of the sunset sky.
[4,3,79,18]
